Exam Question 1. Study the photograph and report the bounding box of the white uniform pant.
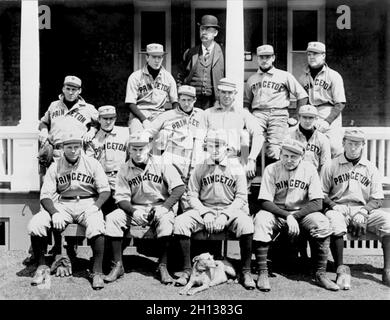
[105,204,175,238]
[174,207,254,238]
[317,106,343,157]
[326,205,390,238]
[27,198,105,239]
[253,210,332,242]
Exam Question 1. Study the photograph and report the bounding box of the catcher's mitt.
[348,212,368,237]
[38,142,54,168]
[50,254,72,277]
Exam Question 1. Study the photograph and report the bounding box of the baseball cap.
[281,139,305,155]
[217,78,237,92]
[62,132,83,145]
[144,43,166,56]
[98,105,116,117]
[198,15,220,29]
[307,41,326,53]
[344,128,365,142]
[178,85,196,98]
[205,130,228,145]
[257,45,274,56]
[128,132,151,147]
[298,104,318,117]
[63,75,82,88]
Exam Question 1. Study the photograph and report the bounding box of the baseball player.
[253,138,338,292]
[244,45,308,163]
[38,75,99,161]
[125,43,179,134]
[104,133,185,284]
[173,130,256,290]
[176,14,225,110]
[203,78,263,179]
[28,132,110,290]
[289,104,331,173]
[144,85,206,210]
[299,41,346,157]
[321,128,390,289]
[85,105,129,214]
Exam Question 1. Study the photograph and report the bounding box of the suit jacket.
[176,42,225,98]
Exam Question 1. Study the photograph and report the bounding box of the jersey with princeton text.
[259,160,323,211]
[40,154,110,200]
[145,106,206,154]
[321,154,384,205]
[203,102,260,155]
[289,126,331,172]
[188,156,248,212]
[299,64,346,107]
[114,155,184,205]
[40,95,99,145]
[85,126,129,189]
[125,65,178,112]
[244,67,308,109]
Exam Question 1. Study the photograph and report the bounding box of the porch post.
[226,0,244,109]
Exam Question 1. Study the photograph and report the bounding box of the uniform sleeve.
[125,73,139,104]
[188,165,210,216]
[40,107,51,127]
[243,80,254,109]
[308,165,324,200]
[88,104,99,122]
[168,73,178,103]
[258,166,276,201]
[40,162,58,200]
[243,110,263,160]
[331,71,346,104]
[145,113,165,138]
[114,163,132,203]
[224,169,248,216]
[370,165,385,200]
[319,134,331,170]
[320,162,333,196]
[92,159,110,193]
[162,164,185,191]
[286,73,309,100]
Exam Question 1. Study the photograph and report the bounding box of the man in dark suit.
[177,15,225,110]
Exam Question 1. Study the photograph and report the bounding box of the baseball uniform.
[244,65,308,159]
[28,153,110,239]
[125,65,178,133]
[105,155,184,238]
[321,154,390,237]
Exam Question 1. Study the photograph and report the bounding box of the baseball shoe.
[91,273,105,290]
[241,271,255,290]
[256,270,271,292]
[174,269,191,286]
[157,264,174,285]
[382,269,390,287]
[31,265,50,286]
[336,265,351,290]
[104,261,124,283]
[315,271,339,291]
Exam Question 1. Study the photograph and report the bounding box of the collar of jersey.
[100,126,118,136]
[176,105,194,116]
[63,154,82,168]
[338,153,369,166]
[58,94,86,109]
[142,64,164,78]
[206,156,228,167]
[214,101,235,112]
[257,66,275,75]
[128,154,152,168]
[304,63,328,75]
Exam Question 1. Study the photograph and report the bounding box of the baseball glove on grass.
[50,254,72,277]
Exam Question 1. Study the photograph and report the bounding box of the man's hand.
[314,119,330,133]
[348,209,368,237]
[83,128,97,143]
[132,209,149,226]
[214,214,228,233]
[142,119,152,129]
[52,212,67,230]
[246,158,256,179]
[203,212,215,234]
[286,215,300,237]
[153,206,169,220]
[333,204,350,215]
[38,128,49,145]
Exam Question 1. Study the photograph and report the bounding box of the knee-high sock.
[382,236,390,270]
[310,236,330,273]
[330,235,344,268]
[31,236,47,266]
[177,235,191,271]
[90,235,105,273]
[239,234,253,273]
[255,241,270,271]
[158,236,170,266]
[52,229,62,251]
[109,237,123,263]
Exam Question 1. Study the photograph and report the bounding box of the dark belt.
[60,195,96,200]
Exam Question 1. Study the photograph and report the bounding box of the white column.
[226,0,244,109]
[19,0,40,129]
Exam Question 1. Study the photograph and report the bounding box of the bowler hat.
[198,15,220,29]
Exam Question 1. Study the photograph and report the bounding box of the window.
[141,11,166,51]
[244,8,263,54]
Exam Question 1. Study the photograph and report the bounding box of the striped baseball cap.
[128,132,151,146]
[217,78,237,92]
[307,41,326,53]
[298,104,318,116]
[281,138,305,155]
[344,128,365,142]
[98,105,116,116]
[64,75,82,88]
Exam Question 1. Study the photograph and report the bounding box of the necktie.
[204,48,210,62]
